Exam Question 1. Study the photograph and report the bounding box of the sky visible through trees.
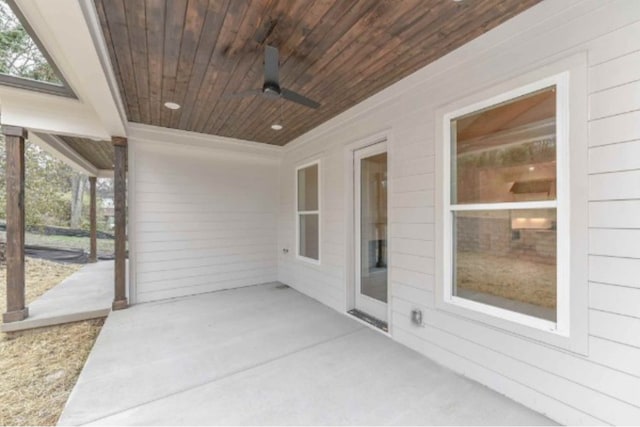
[0,0,60,83]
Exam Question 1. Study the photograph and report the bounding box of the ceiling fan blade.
[281,88,320,109]
[264,45,279,85]
[223,89,262,99]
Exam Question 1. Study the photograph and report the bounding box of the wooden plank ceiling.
[95,0,542,146]
[59,136,114,170]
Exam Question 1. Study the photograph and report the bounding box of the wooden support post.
[89,176,97,263]
[112,137,128,310]
[2,126,28,323]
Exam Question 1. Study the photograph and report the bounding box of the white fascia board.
[14,0,126,137]
[0,85,111,140]
[127,122,283,161]
[30,132,99,177]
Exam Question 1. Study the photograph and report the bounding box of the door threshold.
[348,309,388,332]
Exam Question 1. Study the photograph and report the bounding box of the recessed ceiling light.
[164,101,181,110]
[271,124,283,131]
[529,166,536,171]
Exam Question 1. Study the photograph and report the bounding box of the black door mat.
[348,308,388,332]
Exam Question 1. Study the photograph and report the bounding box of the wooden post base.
[112,299,128,311]
[2,307,28,323]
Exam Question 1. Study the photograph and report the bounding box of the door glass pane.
[360,153,388,303]
[453,208,557,321]
[451,86,557,204]
[297,164,318,211]
[299,213,319,260]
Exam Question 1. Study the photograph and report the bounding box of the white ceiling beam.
[0,85,111,140]
[10,0,127,137]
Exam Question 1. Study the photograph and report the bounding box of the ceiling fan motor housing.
[263,81,281,98]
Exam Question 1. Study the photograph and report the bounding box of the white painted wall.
[277,1,640,424]
[128,124,280,303]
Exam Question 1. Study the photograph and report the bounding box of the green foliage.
[0,0,60,83]
[0,137,79,227]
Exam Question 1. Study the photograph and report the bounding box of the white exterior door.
[354,142,388,321]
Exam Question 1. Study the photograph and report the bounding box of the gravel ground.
[0,258,104,426]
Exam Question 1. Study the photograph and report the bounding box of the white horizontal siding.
[589,200,640,228]
[277,1,640,424]
[132,140,279,303]
[589,110,640,147]
[590,282,640,318]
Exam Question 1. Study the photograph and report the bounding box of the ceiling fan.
[228,45,320,109]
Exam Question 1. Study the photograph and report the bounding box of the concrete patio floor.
[58,283,555,426]
[1,260,113,333]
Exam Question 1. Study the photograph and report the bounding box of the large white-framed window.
[435,56,589,354]
[296,160,320,264]
[442,74,570,334]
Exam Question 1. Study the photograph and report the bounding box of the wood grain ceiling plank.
[61,137,114,170]
[160,0,189,127]
[281,0,523,143]
[242,0,426,143]
[202,0,283,135]
[168,0,209,129]
[231,0,378,143]
[97,0,141,122]
[96,0,543,145]
[215,0,336,141]
[124,0,151,124]
[277,0,468,140]
[242,0,419,143]
[375,0,537,91]
[187,0,252,132]
[176,0,231,130]
[211,0,313,137]
[145,0,167,126]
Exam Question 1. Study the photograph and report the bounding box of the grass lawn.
[0,230,115,255]
[0,258,104,426]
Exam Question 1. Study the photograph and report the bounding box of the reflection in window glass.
[448,84,559,323]
[451,87,556,205]
[297,164,318,211]
[297,163,319,261]
[453,209,557,321]
[360,153,388,303]
[299,214,319,260]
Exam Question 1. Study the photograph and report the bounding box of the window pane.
[297,164,318,211]
[453,208,557,321]
[299,213,319,260]
[451,86,556,204]
[360,153,388,303]
[0,0,63,85]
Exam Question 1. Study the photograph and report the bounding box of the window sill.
[295,255,321,266]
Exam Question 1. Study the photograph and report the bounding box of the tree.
[70,174,87,229]
[0,1,89,230]
[0,0,59,83]
[0,137,85,228]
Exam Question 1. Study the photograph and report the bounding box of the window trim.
[433,56,593,354]
[443,73,569,334]
[295,159,321,265]
[0,0,76,98]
